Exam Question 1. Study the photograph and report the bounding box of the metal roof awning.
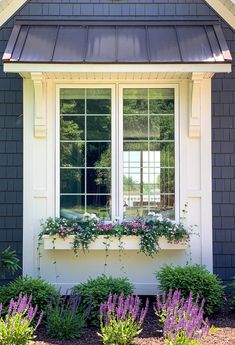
[3,21,232,74]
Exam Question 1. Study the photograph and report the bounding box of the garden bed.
[33,303,235,345]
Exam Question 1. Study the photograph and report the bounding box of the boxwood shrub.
[0,276,58,314]
[156,265,224,315]
[74,275,134,325]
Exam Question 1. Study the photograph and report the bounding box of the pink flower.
[105,224,112,231]
[97,225,104,231]
[132,228,138,234]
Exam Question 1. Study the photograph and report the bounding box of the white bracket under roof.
[189,73,205,138]
[31,72,46,138]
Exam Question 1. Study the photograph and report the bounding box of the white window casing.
[23,73,213,294]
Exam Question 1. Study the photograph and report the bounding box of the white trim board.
[0,0,27,27]
[206,0,235,29]
[4,63,232,74]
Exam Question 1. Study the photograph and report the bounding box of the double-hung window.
[59,85,177,220]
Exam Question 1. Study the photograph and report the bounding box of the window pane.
[87,116,111,140]
[87,195,111,219]
[123,116,148,140]
[60,116,85,140]
[123,88,175,219]
[60,168,85,194]
[87,168,111,194]
[60,88,112,219]
[87,143,111,167]
[123,88,148,114]
[87,89,111,114]
[60,195,85,218]
[60,89,85,114]
[60,142,85,167]
[149,88,174,114]
[150,115,174,141]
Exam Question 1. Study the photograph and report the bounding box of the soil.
[33,299,235,345]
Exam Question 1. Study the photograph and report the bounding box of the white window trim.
[56,82,179,222]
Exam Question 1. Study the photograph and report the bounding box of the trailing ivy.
[39,213,190,258]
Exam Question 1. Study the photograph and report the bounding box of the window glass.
[60,88,112,219]
[123,88,175,219]
[60,87,175,221]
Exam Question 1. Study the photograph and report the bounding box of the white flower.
[148,212,156,216]
[83,213,90,218]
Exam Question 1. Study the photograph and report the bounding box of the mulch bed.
[33,299,235,345]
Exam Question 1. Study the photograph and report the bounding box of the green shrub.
[75,275,134,325]
[0,276,58,314]
[0,247,20,278]
[156,265,224,315]
[45,290,87,340]
[231,277,235,307]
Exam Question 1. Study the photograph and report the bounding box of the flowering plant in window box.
[39,213,190,257]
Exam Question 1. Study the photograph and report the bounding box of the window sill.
[42,235,187,251]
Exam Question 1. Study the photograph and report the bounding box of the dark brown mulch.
[33,301,235,345]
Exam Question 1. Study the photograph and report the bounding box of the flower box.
[42,235,187,251]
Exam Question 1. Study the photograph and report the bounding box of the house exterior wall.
[0,0,234,285]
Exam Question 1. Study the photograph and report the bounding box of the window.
[59,85,176,220]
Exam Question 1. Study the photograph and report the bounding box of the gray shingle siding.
[0,0,234,284]
[212,23,235,286]
[0,19,23,283]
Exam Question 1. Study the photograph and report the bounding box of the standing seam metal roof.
[3,22,232,64]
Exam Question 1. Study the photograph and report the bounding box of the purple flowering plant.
[155,289,210,345]
[0,293,43,345]
[40,213,189,257]
[45,288,90,340]
[98,293,149,345]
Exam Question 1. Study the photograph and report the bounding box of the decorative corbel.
[189,73,204,138]
[31,72,46,137]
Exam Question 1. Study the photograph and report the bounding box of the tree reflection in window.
[60,88,111,219]
[123,88,175,219]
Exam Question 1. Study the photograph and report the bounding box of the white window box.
[42,234,187,251]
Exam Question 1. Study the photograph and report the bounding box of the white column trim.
[31,72,47,138]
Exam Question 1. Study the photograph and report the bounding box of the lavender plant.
[98,293,149,345]
[45,289,89,340]
[155,290,210,345]
[0,293,43,345]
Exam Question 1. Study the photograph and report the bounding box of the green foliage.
[0,312,35,345]
[45,290,87,340]
[0,276,58,314]
[164,332,200,345]
[46,308,85,340]
[40,214,190,258]
[231,277,235,307]
[0,294,42,345]
[157,265,224,315]
[0,247,20,278]
[75,275,134,326]
[99,316,142,345]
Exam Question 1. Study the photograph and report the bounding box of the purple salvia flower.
[140,299,149,323]
[35,311,43,330]
[105,313,110,326]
